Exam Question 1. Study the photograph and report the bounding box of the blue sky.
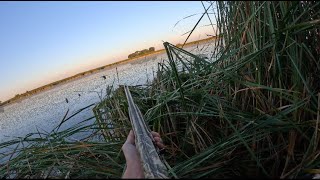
[0,1,214,101]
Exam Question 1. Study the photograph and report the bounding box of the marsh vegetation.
[1,1,319,178]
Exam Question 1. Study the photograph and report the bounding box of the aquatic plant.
[1,1,319,178]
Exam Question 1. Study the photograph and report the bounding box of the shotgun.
[124,85,168,178]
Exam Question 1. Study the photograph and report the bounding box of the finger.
[151,131,161,138]
[156,141,165,149]
[153,136,165,149]
[150,131,160,143]
[154,136,162,143]
[125,130,135,145]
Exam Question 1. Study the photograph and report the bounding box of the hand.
[122,130,165,178]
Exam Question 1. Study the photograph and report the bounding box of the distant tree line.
[128,47,155,59]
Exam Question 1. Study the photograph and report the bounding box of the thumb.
[125,130,135,145]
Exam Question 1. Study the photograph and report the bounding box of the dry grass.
[1,1,319,178]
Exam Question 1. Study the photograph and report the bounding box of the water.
[0,41,216,143]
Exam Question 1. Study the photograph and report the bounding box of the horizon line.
[0,36,217,105]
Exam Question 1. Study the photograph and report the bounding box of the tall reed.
[1,1,319,178]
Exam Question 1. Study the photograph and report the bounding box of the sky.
[0,1,214,102]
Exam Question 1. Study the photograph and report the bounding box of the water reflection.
[0,42,215,143]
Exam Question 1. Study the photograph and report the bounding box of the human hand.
[122,130,165,178]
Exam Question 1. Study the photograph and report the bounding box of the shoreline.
[0,36,217,107]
